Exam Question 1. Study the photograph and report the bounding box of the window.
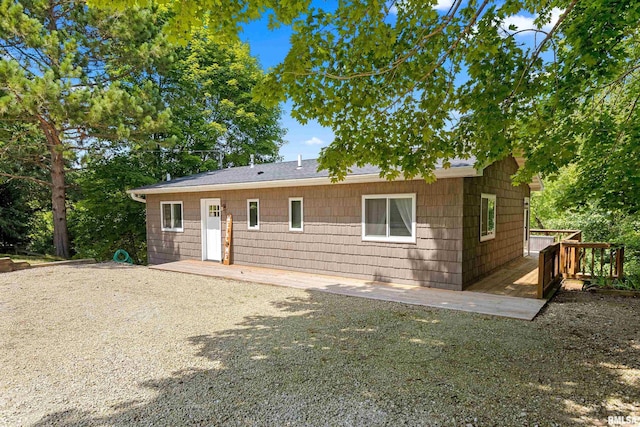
[209,204,220,218]
[247,199,259,230]
[480,193,496,242]
[362,194,416,243]
[161,201,183,232]
[289,198,303,231]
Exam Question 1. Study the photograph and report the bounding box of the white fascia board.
[126,166,483,195]
[530,175,544,191]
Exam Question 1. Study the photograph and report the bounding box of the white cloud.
[501,8,564,34]
[434,0,454,12]
[389,0,454,15]
[304,136,325,146]
[545,8,564,31]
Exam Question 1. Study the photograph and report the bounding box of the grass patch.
[0,253,64,265]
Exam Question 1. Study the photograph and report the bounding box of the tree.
[156,33,284,177]
[71,153,155,263]
[91,0,639,184]
[0,180,32,249]
[531,166,640,280]
[0,122,51,250]
[0,1,171,257]
[564,73,640,215]
[71,35,285,262]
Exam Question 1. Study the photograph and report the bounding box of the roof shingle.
[132,157,477,191]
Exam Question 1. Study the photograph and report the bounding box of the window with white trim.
[161,201,183,232]
[362,194,416,243]
[247,199,259,230]
[480,193,496,242]
[289,197,303,231]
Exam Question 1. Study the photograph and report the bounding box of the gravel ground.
[1,263,639,426]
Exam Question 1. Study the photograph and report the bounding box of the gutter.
[129,193,146,204]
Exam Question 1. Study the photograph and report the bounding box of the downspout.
[129,192,146,204]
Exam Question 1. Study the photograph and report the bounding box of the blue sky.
[239,1,560,162]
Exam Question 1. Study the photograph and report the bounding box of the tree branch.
[381,0,491,115]
[289,0,464,82]
[0,172,51,187]
[506,0,578,105]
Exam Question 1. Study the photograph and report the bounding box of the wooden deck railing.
[561,242,625,280]
[531,229,582,242]
[534,229,625,298]
[530,229,582,254]
[537,243,562,298]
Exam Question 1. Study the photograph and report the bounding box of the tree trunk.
[40,118,70,259]
[49,143,69,258]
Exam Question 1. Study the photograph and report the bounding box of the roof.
[129,157,482,195]
[514,157,543,191]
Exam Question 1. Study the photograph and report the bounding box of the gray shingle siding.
[143,157,527,290]
[461,157,530,287]
[146,178,466,290]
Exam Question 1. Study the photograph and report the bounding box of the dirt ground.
[1,263,639,426]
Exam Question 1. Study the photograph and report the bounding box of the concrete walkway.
[151,260,548,320]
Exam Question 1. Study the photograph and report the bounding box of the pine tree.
[0,0,171,257]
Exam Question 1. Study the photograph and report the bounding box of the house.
[128,156,541,291]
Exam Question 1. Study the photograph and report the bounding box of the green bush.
[27,211,54,255]
[532,166,640,283]
[69,155,154,265]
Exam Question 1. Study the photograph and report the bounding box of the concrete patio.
[151,260,548,320]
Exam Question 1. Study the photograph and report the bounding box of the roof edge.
[513,156,543,191]
[127,166,483,195]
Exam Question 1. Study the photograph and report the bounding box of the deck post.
[537,251,545,299]
[617,246,624,279]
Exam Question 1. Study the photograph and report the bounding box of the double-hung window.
[161,201,183,232]
[362,194,416,243]
[480,193,496,241]
[289,197,303,231]
[247,199,260,230]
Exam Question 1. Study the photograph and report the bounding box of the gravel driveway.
[1,263,639,426]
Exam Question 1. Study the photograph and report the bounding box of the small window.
[247,199,259,230]
[161,201,183,232]
[362,194,416,243]
[289,198,303,231]
[480,193,496,242]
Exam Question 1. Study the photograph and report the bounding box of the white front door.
[202,198,222,261]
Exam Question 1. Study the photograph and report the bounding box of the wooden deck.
[466,256,540,298]
[150,260,547,320]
